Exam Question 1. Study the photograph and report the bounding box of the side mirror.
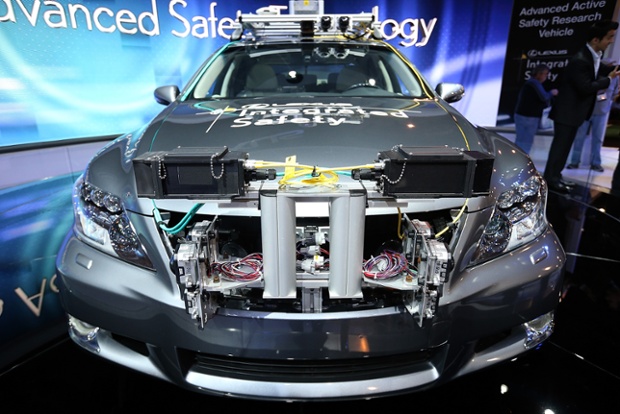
[435,83,465,103]
[154,85,180,105]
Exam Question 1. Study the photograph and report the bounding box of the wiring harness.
[362,249,414,280]
[211,253,264,282]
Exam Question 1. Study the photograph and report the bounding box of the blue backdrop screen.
[0,0,513,146]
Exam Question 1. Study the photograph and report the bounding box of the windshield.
[187,42,431,100]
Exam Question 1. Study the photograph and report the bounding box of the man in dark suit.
[544,20,620,193]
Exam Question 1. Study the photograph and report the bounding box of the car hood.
[84,96,521,214]
[137,97,488,166]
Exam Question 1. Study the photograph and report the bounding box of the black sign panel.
[497,0,616,124]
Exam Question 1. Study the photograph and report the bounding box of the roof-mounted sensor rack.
[230,2,381,41]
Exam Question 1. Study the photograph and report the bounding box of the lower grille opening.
[180,347,445,383]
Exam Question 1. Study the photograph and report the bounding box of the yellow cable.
[250,157,377,189]
[282,155,298,185]
[253,160,376,171]
[279,167,340,188]
[397,207,404,240]
[435,199,469,238]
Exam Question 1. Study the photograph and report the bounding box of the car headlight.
[472,173,548,265]
[72,176,154,269]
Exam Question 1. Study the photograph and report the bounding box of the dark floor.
[1,183,619,413]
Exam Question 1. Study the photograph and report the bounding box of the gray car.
[56,8,565,401]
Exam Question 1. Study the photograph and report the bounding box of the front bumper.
[56,226,564,400]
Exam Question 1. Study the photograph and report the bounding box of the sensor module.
[133,147,248,199]
[376,146,494,198]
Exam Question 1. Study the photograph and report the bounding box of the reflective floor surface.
[1,133,619,414]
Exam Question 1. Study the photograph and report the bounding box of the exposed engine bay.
[169,192,453,328]
[131,145,490,328]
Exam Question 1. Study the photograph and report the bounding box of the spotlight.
[338,16,350,32]
[320,16,332,31]
[301,20,314,37]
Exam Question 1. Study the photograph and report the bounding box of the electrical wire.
[434,199,469,239]
[152,200,204,235]
[279,168,340,188]
[250,159,376,188]
[211,253,263,282]
[397,207,405,240]
[252,160,375,171]
[362,250,411,280]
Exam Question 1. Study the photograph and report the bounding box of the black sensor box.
[133,147,248,199]
[378,146,494,198]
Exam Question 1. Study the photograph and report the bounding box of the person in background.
[514,64,558,154]
[566,59,619,173]
[543,20,620,193]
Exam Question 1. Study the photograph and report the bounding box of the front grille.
[182,348,443,383]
